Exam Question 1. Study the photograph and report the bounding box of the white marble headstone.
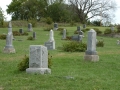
[62,29,66,39]
[26,45,51,74]
[28,23,33,32]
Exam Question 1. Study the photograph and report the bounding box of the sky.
[0,0,120,24]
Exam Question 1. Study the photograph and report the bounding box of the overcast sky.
[0,0,120,24]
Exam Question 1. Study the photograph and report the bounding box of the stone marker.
[45,30,55,50]
[111,26,114,32]
[26,45,51,74]
[19,28,24,34]
[83,24,86,29]
[84,29,99,62]
[117,40,120,45]
[8,21,14,40]
[33,32,36,39]
[28,23,33,32]
[54,23,58,30]
[77,26,81,32]
[62,29,66,39]
[3,33,15,53]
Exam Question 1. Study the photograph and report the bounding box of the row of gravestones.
[3,22,99,75]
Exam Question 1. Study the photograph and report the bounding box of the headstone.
[83,24,86,29]
[84,29,99,62]
[71,35,79,41]
[33,32,36,39]
[78,35,83,42]
[117,40,120,45]
[54,23,58,30]
[19,28,24,34]
[111,26,114,32]
[44,30,55,50]
[28,23,33,32]
[77,26,81,32]
[26,45,51,74]
[3,33,15,53]
[8,22,14,40]
[62,29,66,39]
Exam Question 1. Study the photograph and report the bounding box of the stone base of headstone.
[3,47,15,53]
[84,55,99,62]
[44,41,55,50]
[26,68,51,74]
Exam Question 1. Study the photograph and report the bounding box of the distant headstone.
[78,35,83,42]
[83,24,86,29]
[77,26,81,32]
[45,30,55,50]
[111,26,114,32]
[3,33,15,53]
[28,23,33,32]
[117,40,120,45]
[26,45,51,74]
[84,29,99,62]
[62,29,66,39]
[33,32,36,39]
[71,35,79,41]
[54,23,58,30]
[19,28,24,34]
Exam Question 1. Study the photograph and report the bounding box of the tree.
[68,0,116,24]
[0,7,5,27]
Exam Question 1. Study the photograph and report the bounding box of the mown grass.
[0,25,120,90]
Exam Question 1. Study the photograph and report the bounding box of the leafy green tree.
[0,7,5,27]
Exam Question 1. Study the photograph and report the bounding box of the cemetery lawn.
[0,26,120,90]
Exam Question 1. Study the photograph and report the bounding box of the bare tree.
[68,0,116,24]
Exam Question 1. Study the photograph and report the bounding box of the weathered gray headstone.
[54,23,58,30]
[44,30,55,50]
[84,29,99,62]
[83,24,86,29]
[78,35,83,42]
[77,26,81,32]
[62,29,66,39]
[28,23,33,32]
[26,45,51,74]
[33,32,36,39]
[3,33,15,53]
[19,28,24,34]
[111,26,114,32]
[8,21,14,40]
[71,35,79,41]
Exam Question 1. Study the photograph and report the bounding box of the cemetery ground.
[0,26,120,90]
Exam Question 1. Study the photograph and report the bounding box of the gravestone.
[28,23,33,32]
[8,21,14,40]
[83,24,86,29]
[111,26,114,32]
[54,23,58,30]
[26,45,51,74]
[84,29,99,62]
[62,29,66,39]
[33,32,36,39]
[77,26,81,32]
[78,35,83,42]
[19,28,24,34]
[3,33,15,53]
[45,30,55,50]
[117,40,120,45]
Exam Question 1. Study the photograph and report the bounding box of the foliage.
[116,25,120,33]
[62,41,87,52]
[13,31,28,36]
[45,17,53,25]
[0,7,5,27]
[28,18,37,27]
[91,20,101,26]
[97,39,104,47]
[27,36,34,40]
[0,34,6,40]
[93,28,102,35]
[70,21,76,26]
[82,28,90,32]
[43,27,53,31]
[104,28,112,34]
[18,55,29,71]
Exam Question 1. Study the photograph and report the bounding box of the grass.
[0,25,120,90]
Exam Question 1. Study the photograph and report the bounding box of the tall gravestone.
[44,30,55,50]
[26,45,51,74]
[33,32,36,39]
[8,22,14,40]
[54,23,58,30]
[84,29,99,62]
[3,33,15,53]
[28,23,33,32]
[62,29,66,39]
[77,26,81,32]
[83,24,86,29]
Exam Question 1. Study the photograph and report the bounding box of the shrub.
[45,17,53,25]
[0,34,6,40]
[18,54,52,71]
[104,28,112,34]
[13,31,21,36]
[28,18,37,27]
[93,28,102,35]
[43,27,53,31]
[82,28,90,32]
[70,21,76,26]
[62,41,87,52]
[22,32,29,36]
[18,55,29,71]
[57,28,64,31]
[116,25,120,33]
[27,36,34,40]
[97,40,104,47]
